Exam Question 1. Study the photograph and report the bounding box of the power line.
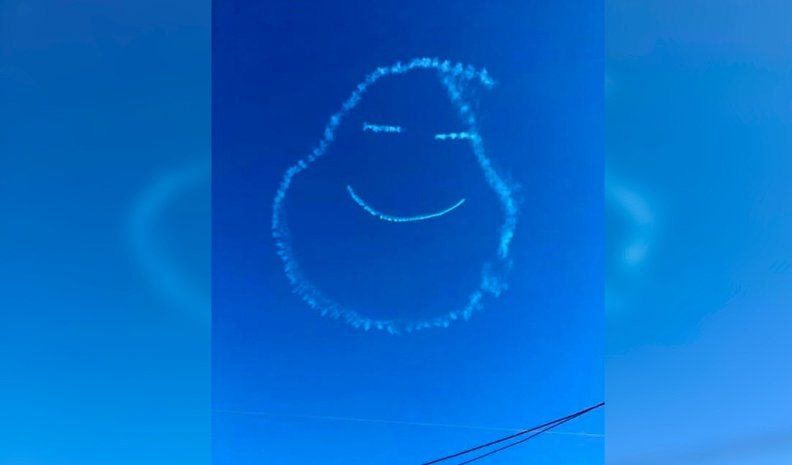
[419,402,604,465]
[455,404,603,464]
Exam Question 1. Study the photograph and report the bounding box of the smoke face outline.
[272,58,518,333]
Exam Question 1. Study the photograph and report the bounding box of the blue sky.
[606,1,792,463]
[1,1,209,464]
[213,1,602,464]
[8,1,789,464]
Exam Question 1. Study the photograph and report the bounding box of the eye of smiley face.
[272,58,518,334]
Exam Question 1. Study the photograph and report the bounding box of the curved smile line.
[346,185,465,223]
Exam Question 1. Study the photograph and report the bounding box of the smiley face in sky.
[272,58,518,333]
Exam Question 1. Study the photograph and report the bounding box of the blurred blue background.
[213,1,602,464]
[4,1,791,464]
[0,1,210,464]
[607,1,792,463]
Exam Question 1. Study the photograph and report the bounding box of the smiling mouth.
[346,185,465,223]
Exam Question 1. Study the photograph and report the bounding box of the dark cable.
[419,402,604,465]
[456,404,601,464]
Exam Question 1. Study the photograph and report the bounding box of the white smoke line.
[363,122,403,133]
[214,409,604,438]
[434,132,476,141]
[346,185,465,223]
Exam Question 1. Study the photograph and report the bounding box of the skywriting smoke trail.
[346,185,466,223]
[272,57,518,333]
[434,132,476,141]
[363,122,403,133]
